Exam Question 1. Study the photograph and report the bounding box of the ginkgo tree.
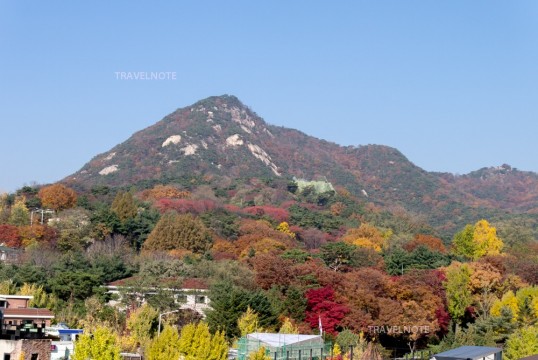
[452,219,503,260]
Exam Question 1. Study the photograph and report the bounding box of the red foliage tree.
[242,206,289,223]
[155,199,216,214]
[0,224,21,248]
[305,286,349,336]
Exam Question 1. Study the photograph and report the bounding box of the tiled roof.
[3,308,54,318]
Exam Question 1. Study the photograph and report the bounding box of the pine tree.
[111,191,138,222]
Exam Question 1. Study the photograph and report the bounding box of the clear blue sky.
[1,1,537,192]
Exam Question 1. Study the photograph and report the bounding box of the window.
[30,355,38,360]
[4,354,11,360]
[195,295,206,304]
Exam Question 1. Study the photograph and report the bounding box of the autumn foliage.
[0,224,21,247]
[38,184,77,211]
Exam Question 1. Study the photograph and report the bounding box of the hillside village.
[0,97,537,359]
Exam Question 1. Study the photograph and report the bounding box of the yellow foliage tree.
[248,347,271,360]
[473,219,503,258]
[491,291,519,322]
[342,223,385,252]
[279,317,299,334]
[238,306,261,336]
[276,222,296,239]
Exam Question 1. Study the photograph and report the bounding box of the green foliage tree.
[452,220,503,260]
[336,329,359,350]
[206,282,277,340]
[143,212,212,254]
[72,326,121,360]
[444,264,472,330]
[8,197,29,226]
[320,241,362,271]
[50,208,92,251]
[451,224,475,259]
[146,325,180,360]
[111,191,138,222]
[504,326,538,360]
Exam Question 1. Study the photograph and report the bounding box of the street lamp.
[158,309,181,336]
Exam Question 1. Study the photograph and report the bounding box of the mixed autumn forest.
[1,96,537,359]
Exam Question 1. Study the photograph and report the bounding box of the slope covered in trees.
[0,177,537,358]
[61,95,538,239]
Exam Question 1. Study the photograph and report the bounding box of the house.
[46,323,83,360]
[0,294,54,360]
[237,333,331,360]
[431,346,502,360]
[105,277,211,317]
[0,246,21,264]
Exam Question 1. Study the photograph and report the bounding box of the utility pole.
[158,309,182,336]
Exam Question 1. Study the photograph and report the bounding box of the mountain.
[63,95,538,236]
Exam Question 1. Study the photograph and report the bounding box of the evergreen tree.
[111,191,138,222]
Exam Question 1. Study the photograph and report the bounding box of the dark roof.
[433,346,502,360]
[2,308,54,319]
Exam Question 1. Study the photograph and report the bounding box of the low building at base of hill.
[0,294,55,360]
[237,333,331,360]
[0,338,51,360]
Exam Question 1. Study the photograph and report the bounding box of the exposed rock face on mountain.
[64,95,538,234]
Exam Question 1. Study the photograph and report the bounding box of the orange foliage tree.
[404,234,447,254]
[38,184,77,211]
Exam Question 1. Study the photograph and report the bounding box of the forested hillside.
[0,96,537,358]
